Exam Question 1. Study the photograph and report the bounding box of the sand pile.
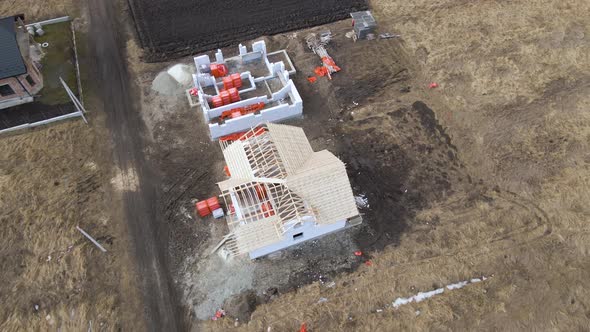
[151,71,180,95]
[167,64,194,87]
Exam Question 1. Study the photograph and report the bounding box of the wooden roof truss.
[219,180,315,256]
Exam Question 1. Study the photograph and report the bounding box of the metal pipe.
[76,226,107,252]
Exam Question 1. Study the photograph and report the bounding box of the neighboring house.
[217,123,362,259]
[0,15,43,110]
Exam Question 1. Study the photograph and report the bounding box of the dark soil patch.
[127,0,367,61]
[335,101,470,251]
[0,102,76,131]
[224,290,259,323]
[150,106,223,273]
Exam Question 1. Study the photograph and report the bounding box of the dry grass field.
[0,120,124,331]
[0,0,76,21]
[0,4,141,331]
[204,0,590,330]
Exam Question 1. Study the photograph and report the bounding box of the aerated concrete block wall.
[248,219,347,259]
[209,99,302,140]
[193,41,303,140]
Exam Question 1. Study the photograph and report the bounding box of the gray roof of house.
[0,16,26,80]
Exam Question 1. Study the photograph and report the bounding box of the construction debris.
[379,33,401,40]
[211,309,225,321]
[306,31,341,79]
[76,226,107,253]
[354,194,369,208]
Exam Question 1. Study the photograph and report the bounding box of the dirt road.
[86,0,181,330]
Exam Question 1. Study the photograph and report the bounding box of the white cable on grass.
[392,276,488,308]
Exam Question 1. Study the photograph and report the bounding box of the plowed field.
[127,0,367,61]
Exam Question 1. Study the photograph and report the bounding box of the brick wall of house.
[17,61,43,95]
[0,60,43,103]
[0,77,28,102]
[0,16,44,109]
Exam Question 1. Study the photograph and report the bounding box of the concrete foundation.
[191,41,302,140]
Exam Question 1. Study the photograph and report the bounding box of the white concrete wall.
[208,100,302,140]
[252,40,267,55]
[267,50,297,75]
[248,219,348,259]
[215,49,224,63]
[208,96,268,118]
[192,40,303,140]
[242,52,262,63]
[272,80,299,101]
[194,54,210,67]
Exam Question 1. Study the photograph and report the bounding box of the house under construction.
[216,123,361,259]
[191,40,302,140]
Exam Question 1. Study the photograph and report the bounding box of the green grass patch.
[34,21,78,105]
[74,30,92,102]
